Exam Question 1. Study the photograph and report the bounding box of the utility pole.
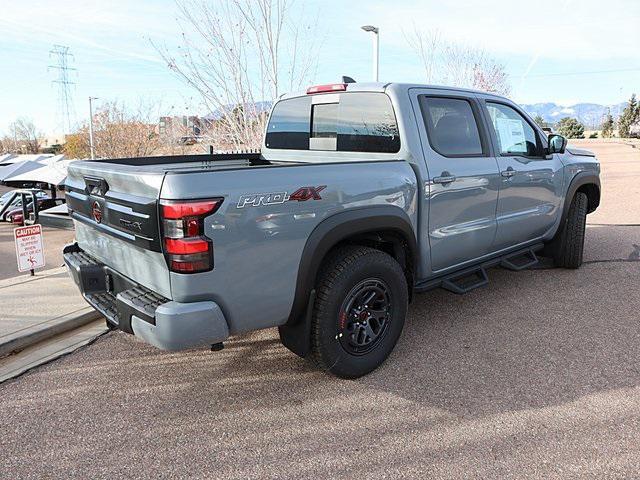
[361,25,380,82]
[88,97,98,159]
[48,45,77,134]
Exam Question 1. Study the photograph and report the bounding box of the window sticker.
[496,117,526,153]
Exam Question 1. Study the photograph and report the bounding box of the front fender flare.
[559,171,600,228]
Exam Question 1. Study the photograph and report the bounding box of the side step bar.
[415,244,542,295]
[441,267,489,294]
[500,248,539,271]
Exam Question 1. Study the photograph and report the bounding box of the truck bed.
[64,151,417,333]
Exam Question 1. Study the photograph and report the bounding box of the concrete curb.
[0,320,109,384]
[0,307,101,358]
[0,266,68,290]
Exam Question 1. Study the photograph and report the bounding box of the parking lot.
[1,140,639,479]
[0,185,74,280]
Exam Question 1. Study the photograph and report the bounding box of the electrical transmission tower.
[48,45,77,134]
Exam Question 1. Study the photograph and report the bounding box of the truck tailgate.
[64,161,171,298]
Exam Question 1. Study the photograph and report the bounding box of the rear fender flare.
[279,206,417,357]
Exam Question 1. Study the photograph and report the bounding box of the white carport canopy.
[0,154,53,166]
[0,154,17,166]
[0,160,46,182]
[2,155,76,186]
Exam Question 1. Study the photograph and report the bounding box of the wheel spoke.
[362,322,376,341]
[362,290,377,306]
[338,278,392,355]
[367,307,387,322]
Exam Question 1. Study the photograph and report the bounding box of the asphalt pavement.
[1,141,639,479]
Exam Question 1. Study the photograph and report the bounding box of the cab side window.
[419,96,485,157]
[486,102,541,157]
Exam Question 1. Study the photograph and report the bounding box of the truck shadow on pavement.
[94,255,639,423]
[363,259,640,418]
[2,232,639,478]
[4,228,639,419]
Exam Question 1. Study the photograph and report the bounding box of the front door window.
[486,103,541,158]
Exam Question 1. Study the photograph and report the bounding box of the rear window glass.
[265,92,400,153]
[264,95,311,150]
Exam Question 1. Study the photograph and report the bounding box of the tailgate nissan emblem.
[92,201,103,223]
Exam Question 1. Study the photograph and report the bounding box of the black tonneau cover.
[91,151,267,166]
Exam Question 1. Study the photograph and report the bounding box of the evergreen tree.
[533,114,546,128]
[556,117,585,139]
[618,94,639,138]
[601,110,615,138]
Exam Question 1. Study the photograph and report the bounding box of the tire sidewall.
[316,252,408,378]
[554,192,587,268]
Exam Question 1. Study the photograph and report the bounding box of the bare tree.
[62,132,90,159]
[405,27,510,96]
[404,26,441,84]
[5,118,42,153]
[0,136,16,154]
[65,101,162,159]
[155,0,318,150]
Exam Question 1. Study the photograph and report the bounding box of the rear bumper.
[63,243,229,350]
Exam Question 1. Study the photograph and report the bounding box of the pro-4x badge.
[237,186,326,208]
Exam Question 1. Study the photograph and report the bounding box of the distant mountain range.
[204,100,627,130]
[521,102,627,129]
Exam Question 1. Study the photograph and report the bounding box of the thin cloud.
[0,17,164,66]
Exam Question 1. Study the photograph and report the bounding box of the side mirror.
[548,134,567,154]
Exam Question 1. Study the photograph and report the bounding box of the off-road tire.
[552,192,588,269]
[310,246,408,379]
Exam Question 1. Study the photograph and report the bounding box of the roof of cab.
[278,82,509,102]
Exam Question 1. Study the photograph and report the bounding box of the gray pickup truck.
[63,82,600,378]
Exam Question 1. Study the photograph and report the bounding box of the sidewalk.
[0,267,102,358]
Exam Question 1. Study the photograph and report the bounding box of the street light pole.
[88,96,98,160]
[361,25,379,82]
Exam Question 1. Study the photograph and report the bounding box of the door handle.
[433,174,456,185]
[501,167,515,178]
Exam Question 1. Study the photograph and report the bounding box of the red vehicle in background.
[7,198,66,225]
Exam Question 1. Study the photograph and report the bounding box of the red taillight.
[161,199,221,219]
[165,238,210,255]
[160,198,223,274]
[169,253,211,273]
[306,83,347,94]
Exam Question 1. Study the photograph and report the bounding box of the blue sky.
[1,0,639,134]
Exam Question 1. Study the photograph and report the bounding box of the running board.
[414,243,544,295]
[441,267,489,294]
[500,248,539,271]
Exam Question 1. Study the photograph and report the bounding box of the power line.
[513,66,640,79]
[48,44,77,134]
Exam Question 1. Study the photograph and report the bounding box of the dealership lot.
[0,185,74,280]
[1,141,639,479]
[0,222,74,280]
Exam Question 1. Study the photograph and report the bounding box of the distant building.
[158,116,211,144]
[630,120,640,138]
[40,133,66,153]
